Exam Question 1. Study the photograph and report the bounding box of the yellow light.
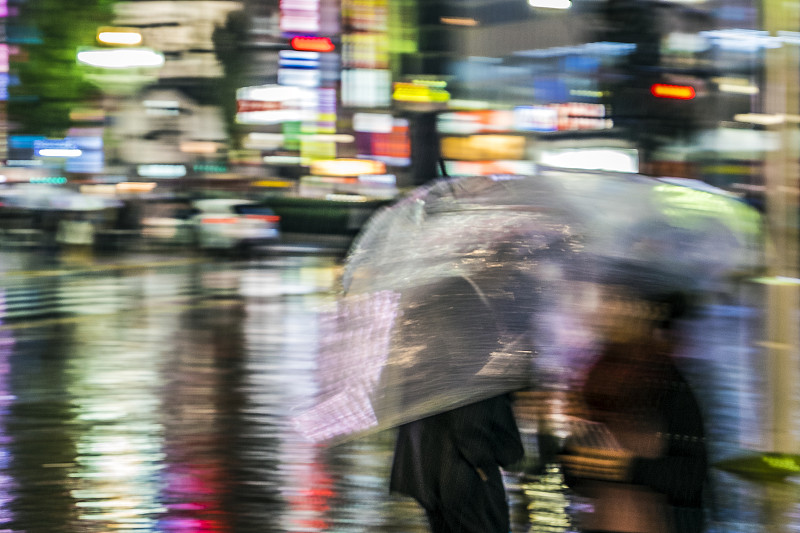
[79,184,117,195]
[254,180,295,188]
[440,17,479,26]
[97,27,143,46]
[441,135,526,161]
[310,159,387,177]
[116,182,157,193]
[393,82,450,104]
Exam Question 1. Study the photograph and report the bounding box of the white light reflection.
[66,307,167,530]
[539,148,639,173]
[0,291,16,524]
[77,48,165,69]
[528,0,571,8]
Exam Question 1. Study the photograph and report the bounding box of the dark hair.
[648,290,693,330]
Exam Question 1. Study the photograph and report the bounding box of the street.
[0,246,791,532]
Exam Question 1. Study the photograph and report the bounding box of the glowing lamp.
[650,83,696,100]
[291,36,335,53]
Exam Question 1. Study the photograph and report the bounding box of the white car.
[190,199,280,250]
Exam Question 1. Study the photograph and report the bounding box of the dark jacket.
[578,343,709,532]
[389,393,524,510]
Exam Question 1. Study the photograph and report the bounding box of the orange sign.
[291,36,335,53]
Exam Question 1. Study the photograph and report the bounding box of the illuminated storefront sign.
[341,0,390,107]
[310,158,386,177]
[341,69,391,107]
[280,0,339,35]
[137,164,186,178]
[513,103,612,132]
[34,139,81,158]
[441,135,526,161]
[353,113,394,133]
[438,110,515,134]
[355,118,410,166]
[392,81,450,104]
[278,50,322,88]
[280,0,321,33]
[235,84,318,124]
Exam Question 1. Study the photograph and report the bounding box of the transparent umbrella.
[293,168,763,444]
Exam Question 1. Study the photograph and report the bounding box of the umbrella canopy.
[294,168,763,444]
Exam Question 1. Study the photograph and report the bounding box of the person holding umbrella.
[388,274,526,533]
[560,286,709,533]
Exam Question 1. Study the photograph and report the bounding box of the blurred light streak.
[0,291,17,525]
[441,17,479,26]
[664,32,710,53]
[441,135,526,161]
[734,113,800,125]
[716,80,759,95]
[753,276,800,286]
[97,29,143,46]
[448,99,495,110]
[116,182,157,193]
[253,180,295,188]
[528,0,571,9]
[291,36,335,52]
[137,165,187,178]
[341,69,391,107]
[77,48,165,69]
[263,155,303,165]
[514,42,635,58]
[69,108,106,122]
[539,148,638,173]
[37,148,82,158]
[701,29,783,51]
[353,113,394,133]
[650,83,696,100]
[179,141,220,154]
[310,158,386,177]
[392,81,450,103]
[445,160,536,176]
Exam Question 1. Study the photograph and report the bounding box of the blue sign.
[33,139,81,157]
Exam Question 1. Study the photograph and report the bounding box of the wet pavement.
[0,247,793,532]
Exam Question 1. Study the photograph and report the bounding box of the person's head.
[595,285,690,345]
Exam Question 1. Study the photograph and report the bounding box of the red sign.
[236,100,282,113]
[291,36,335,53]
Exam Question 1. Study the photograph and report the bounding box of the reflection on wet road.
[0,251,792,532]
